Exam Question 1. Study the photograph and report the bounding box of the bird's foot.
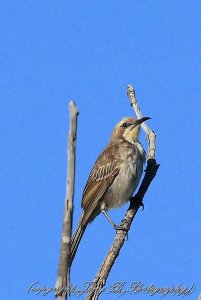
[130,196,144,211]
[114,224,129,240]
[113,224,123,231]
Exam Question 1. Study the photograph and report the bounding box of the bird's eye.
[122,123,127,128]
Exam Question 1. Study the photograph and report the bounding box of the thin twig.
[127,84,155,160]
[85,85,159,300]
[127,85,151,135]
[55,101,79,300]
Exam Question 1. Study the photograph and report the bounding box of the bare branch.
[85,85,159,300]
[55,101,79,300]
[127,84,156,160]
[127,85,151,135]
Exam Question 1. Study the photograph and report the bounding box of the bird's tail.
[69,214,87,267]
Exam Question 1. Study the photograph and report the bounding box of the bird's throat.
[123,128,139,144]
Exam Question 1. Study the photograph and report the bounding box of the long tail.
[69,214,87,267]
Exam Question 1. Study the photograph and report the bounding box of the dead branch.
[85,85,159,300]
[55,101,78,300]
[127,84,155,160]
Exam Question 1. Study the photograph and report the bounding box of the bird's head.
[111,116,150,143]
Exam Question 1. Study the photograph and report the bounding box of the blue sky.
[1,1,201,299]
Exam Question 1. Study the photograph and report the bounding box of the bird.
[69,116,150,266]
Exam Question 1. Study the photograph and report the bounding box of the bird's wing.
[81,143,120,224]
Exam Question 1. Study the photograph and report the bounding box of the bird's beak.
[133,116,151,127]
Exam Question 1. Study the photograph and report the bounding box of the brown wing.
[81,143,120,224]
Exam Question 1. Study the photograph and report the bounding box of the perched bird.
[70,116,150,266]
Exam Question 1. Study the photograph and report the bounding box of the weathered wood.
[55,101,78,300]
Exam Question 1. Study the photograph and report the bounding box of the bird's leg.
[102,209,119,229]
[102,209,129,240]
[101,209,127,232]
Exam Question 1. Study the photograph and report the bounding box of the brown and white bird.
[70,116,150,266]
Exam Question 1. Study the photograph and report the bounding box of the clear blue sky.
[1,1,201,299]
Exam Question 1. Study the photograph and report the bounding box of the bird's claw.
[113,224,122,231]
[140,201,144,211]
[114,224,129,240]
[130,196,145,211]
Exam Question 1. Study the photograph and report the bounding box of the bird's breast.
[102,143,145,210]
